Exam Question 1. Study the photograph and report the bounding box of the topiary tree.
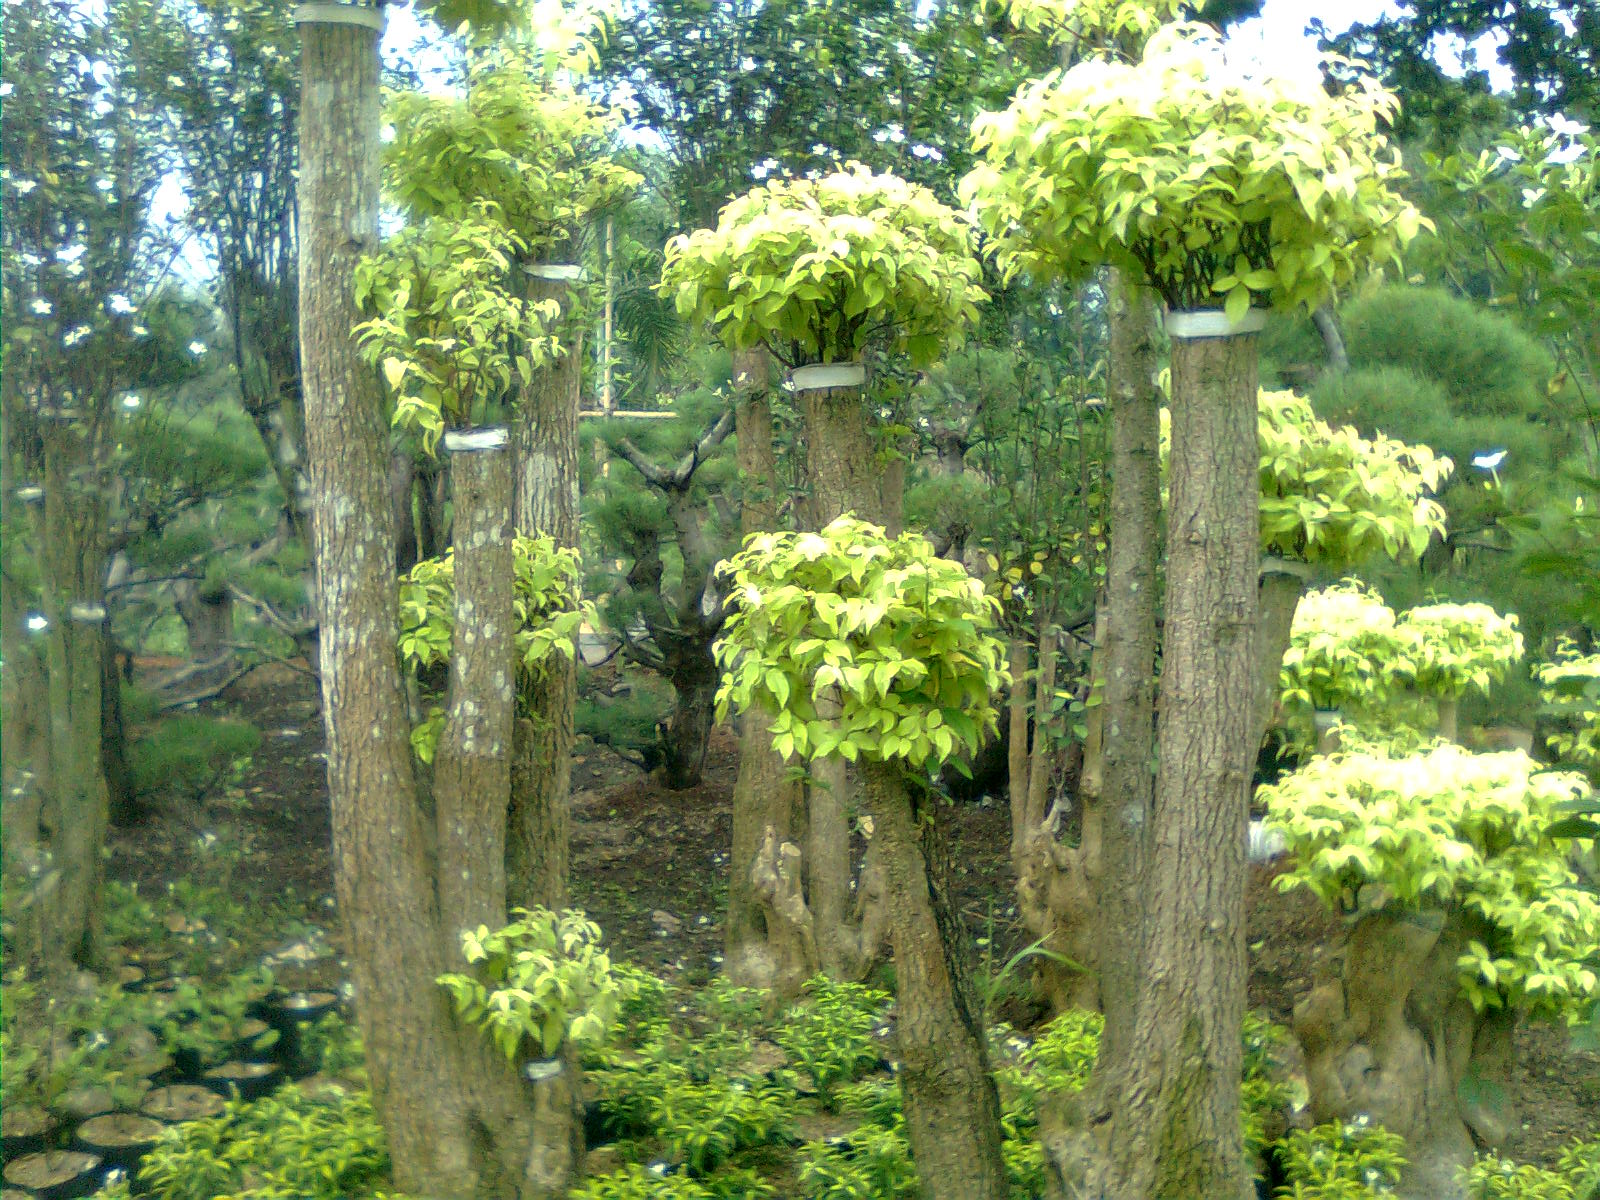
[1278,584,1525,755]
[962,22,1426,1197]
[715,516,1011,1199]
[1262,744,1600,1197]
[660,165,986,989]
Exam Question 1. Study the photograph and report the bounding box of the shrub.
[1275,1119,1408,1198]
[1461,1138,1600,1200]
[128,714,260,802]
[570,1165,775,1200]
[774,977,891,1105]
[1537,641,1600,777]
[129,1084,388,1200]
[798,1120,920,1200]
[1263,744,1600,1021]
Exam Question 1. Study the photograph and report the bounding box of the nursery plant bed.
[140,1084,225,1123]
[1,1104,57,1162]
[72,1114,165,1173]
[2,1150,103,1200]
[50,1088,113,1124]
[201,1060,283,1101]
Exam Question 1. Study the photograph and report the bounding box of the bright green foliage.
[1254,389,1449,564]
[153,968,279,1071]
[398,534,585,761]
[645,1078,795,1176]
[354,207,560,452]
[774,977,891,1106]
[383,63,638,253]
[1002,0,1194,51]
[1278,583,1524,752]
[129,1084,388,1200]
[963,24,1421,321]
[1536,641,1600,775]
[660,164,986,367]
[570,1166,776,1200]
[798,1121,920,1200]
[714,517,1008,773]
[1462,1138,1600,1200]
[1275,1119,1408,1198]
[1262,743,1600,1021]
[437,907,623,1060]
[1401,601,1526,699]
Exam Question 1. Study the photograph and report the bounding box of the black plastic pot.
[260,990,339,1073]
[201,1061,282,1102]
[1,1104,57,1162]
[232,1017,279,1060]
[2,1151,103,1200]
[72,1114,165,1174]
[140,1084,224,1124]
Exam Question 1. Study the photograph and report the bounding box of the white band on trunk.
[293,4,384,29]
[787,362,866,392]
[15,486,43,504]
[443,427,510,453]
[1164,307,1268,339]
[526,263,585,283]
[1259,556,1315,580]
[69,603,107,622]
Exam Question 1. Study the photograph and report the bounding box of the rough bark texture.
[799,385,890,978]
[1252,567,1308,747]
[298,20,565,1195]
[861,759,1009,1200]
[1107,330,1260,1200]
[508,270,581,912]
[1294,908,1509,1200]
[725,347,807,991]
[433,438,515,944]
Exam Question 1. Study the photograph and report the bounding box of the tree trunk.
[726,347,806,991]
[390,448,420,574]
[38,424,111,972]
[100,615,136,827]
[1108,328,1260,1200]
[860,759,1009,1200]
[297,17,563,1195]
[176,583,235,665]
[1252,566,1308,749]
[508,268,581,911]
[799,383,887,978]
[659,655,717,791]
[1436,697,1459,744]
[433,432,515,944]
[1294,907,1505,1200]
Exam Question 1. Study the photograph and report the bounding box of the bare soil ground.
[109,665,1600,1169]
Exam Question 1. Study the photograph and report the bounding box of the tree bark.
[1252,566,1308,748]
[298,18,564,1195]
[725,346,806,991]
[1108,329,1260,1200]
[433,434,515,944]
[508,269,581,911]
[799,382,887,978]
[861,759,1009,1200]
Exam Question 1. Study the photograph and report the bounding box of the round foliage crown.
[714,516,1008,772]
[660,164,986,368]
[962,24,1424,319]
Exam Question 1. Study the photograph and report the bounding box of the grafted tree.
[662,164,986,988]
[966,15,1424,1196]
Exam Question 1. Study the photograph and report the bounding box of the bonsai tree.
[716,516,1011,1199]
[962,22,1426,1197]
[660,166,986,987]
[1279,584,1525,755]
[1262,744,1600,1196]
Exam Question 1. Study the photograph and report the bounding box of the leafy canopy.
[383,61,639,255]
[660,164,986,368]
[398,534,585,761]
[1262,744,1599,1022]
[714,517,1008,773]
[962,24,1423,319]
[355,207,560,452]
[1002,0,1194,53]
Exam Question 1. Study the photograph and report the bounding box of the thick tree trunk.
[659,656,717,791]
[799,382,886,979]
[507,269,581,911]
[176,584,235,665]
[433,432,515,944]
[1295,908,1506,1200]
[1108,329,1260,1200]
[297,18,561,1196]
[861,759,1009,1200]
[726,347,806,991]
